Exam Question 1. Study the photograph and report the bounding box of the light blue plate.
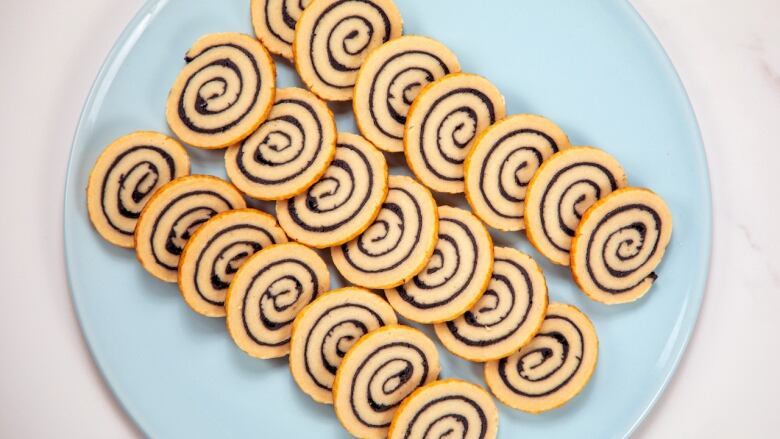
[64,0,711,437]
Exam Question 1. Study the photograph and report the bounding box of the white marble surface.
[0,0,777,437]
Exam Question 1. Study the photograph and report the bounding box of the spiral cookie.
[293,0,403,101]
[384,206,493,324]
[134,176,246,282]
[388,379,499,439]
[225,87,337,200]
[354,36,461,152]
[251,0,312,60]
[434,247,548,362]
[571,187,673,304]
[165,33,276,149]
[178,209,288,317]
[289,287,398,404]
[484,303,598,414]
[225,242,329,359]
[331,175,438,289]
[86,131,190,248]
[464,115,571,231]
[276,132,388,248]
[405,74,506,194]
[524,147,627,266]
[333,325,441,439]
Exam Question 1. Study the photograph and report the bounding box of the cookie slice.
[289,287,397,404]
[331,175,438,289]
[354,36,460,152]
[251,0,313,60]
[276,132,388,248]
[524,146,627,265]
[384,206,493,324]
[87,131,190,248]
[404,73,506,193]
[166,33,276,149]
[225,87,337,200]
[571,187,673,304]
[135,175,246,282]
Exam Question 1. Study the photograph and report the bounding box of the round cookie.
[86,131,190,248]
[571,187,673,304]
[434,247,547,362]
[388,379,499,439]
[276,132,388,248]
[178,209,288,317]
[464,114,571,231]
[404,73,506,194]
[165,33,276,149]
[293,0,403,101]
[225,242,329,359]
[225,87,337,200]
[333,325,441,439]
[135,175,246,282]
[289,287,398,404]
[384,206,493,324]
[331,175,439,289]
[524,146,627,266]
[251,0,312,60]
[354,36,461,152]
[484,303,598,414]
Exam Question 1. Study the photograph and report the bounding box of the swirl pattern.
[289,287,398,404]
[434,247,548,362]
[464,114,571,231]
[385,206,493,324]
[86,131,190,248]
[333,325,441,439]
[405,73,506,194]
[293,0,403,101]
[165,33,276,149]
[571,187,672,304]
[484,303,598,414]
[388,379,499,439]
[178,209,288,317]
[251,0,312,59]
[524,146,627,266]
[134,175,246,282]
[331,175,439,289]
[225,242,329,359]
[225,87,337,200]
[276,132,388,247]
[354,36,461,152]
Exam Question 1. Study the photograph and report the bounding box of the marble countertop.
[1,0,777,437]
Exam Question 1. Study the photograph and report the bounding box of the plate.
[64,0,712,437]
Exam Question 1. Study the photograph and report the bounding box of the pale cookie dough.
[178,209,288,317]
[405,73,506,194]
[434,247,548,362]
[225,242,329,359]
[354,36,460,152]
[289,287,397,404]
[388,379,499,439]
[166,33,276,149]
[571,187,673,304]
[225,87,337,200]
[293,0,403,101]
[333,325,441,439]
[464,114,570,231]
[524,146,627,265]
[276,132,388,248]
[331,175,438,289]
[135,175,246,282]
[484,303,598,414]
[87,131,190,248]
[251,0,313,60]
[385,206,493,324]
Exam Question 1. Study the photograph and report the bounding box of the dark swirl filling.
[265,0,306,44]
[402,395,488,439]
